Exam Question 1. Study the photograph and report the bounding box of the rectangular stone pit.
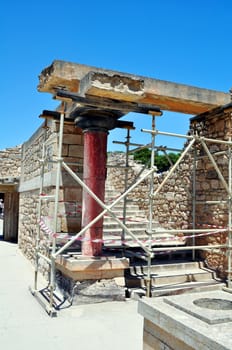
[138,290,232,350]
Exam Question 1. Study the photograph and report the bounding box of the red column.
[81,130,107,256]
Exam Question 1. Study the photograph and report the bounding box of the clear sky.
[1,0,232,152]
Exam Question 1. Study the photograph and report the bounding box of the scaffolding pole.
[34,124,49,292]
[49,107,65,312]
[145,114,156,297]
[192,140,197,260]
[227,137,232,289]
[32,109,232,313]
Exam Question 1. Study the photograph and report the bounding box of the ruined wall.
[107,151,192,230]
[190,108,232,278]
[107,107,232,279]
[0,146,21,179]
[18,119,84,275]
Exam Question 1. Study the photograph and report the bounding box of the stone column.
[75,112,118,256]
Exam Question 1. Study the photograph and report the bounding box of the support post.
[81,130,107,256]
[75,113,118,256]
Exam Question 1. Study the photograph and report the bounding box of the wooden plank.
[38,60,231,115]
[0,184,17,193]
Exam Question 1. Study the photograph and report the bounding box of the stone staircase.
[103,181,224,297]
[103,184,185,248]
[125,260,225,297]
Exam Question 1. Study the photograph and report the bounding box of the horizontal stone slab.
[38,60,231,114]
[138,290,232,350]
[56,255,129,280]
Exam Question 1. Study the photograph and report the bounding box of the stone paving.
[0,240,143,350]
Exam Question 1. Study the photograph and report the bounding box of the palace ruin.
[1,61,232,327]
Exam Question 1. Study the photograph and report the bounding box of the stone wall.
[107,151,192,230]
[107,106,232,279]
[2,107,232,279]
[190,107,232,278]
[18,119,84,275]
[0,146,21,179]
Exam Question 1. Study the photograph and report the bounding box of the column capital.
[74,108,123,133]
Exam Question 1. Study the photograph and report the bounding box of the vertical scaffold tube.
[192,141,197,261]
[146,115,156,297]
[227,117,232,289]
[50,106,65,308]
[122,129,130,244]
[34,125,48,291]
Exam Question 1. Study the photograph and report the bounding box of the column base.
[55,255,129,304]
[56,255,129,280]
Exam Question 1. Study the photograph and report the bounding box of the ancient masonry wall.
[0,146,21,179]
[107,109,232,278]
[107,151,192,230]
[18,120,84,276]
[2,109,231,279]
[191,109,232,278]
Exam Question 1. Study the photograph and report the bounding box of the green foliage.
[132,148,151,165]
[133,148,180,173]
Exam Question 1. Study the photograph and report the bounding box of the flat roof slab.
[38,60,231,115]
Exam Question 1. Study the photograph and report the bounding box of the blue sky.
[1,0,232,152]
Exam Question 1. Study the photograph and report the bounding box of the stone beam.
[38,60,231,115]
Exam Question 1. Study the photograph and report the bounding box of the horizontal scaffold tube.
[151,244,227,252]
[151,228,227,234]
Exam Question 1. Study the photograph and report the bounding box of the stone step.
[104,204,141,211]
[103,230,185,240]
[103,235,186,249]
[126,269,215,288]
[129,261,203,273]
[105,201,141,208]
[125,261,221,293]
[103,221,149,230]
[129,280,225,299]
[103,212,147,220]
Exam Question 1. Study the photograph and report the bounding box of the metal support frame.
[145,114,156,297]
[141,125,232,294]
[32,109,232,314]
[122,129,130,244]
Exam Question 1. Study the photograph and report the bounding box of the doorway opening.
[0,193,4,239]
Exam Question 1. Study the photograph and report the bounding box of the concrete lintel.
[38,60,231,115]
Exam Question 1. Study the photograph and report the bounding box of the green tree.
[133,148,180,173]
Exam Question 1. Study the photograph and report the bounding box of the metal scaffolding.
[111,113,232,296]
[30,108,232,316]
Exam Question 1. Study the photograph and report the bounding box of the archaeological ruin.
[1,61,232,342]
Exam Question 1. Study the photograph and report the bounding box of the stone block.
[139,291,232,350]
[56,255,129,281]
[63,134,82,145]
[64,187,82,202]
[79,71,145,102]
[60,217,81,233]
[68,145,84,157]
